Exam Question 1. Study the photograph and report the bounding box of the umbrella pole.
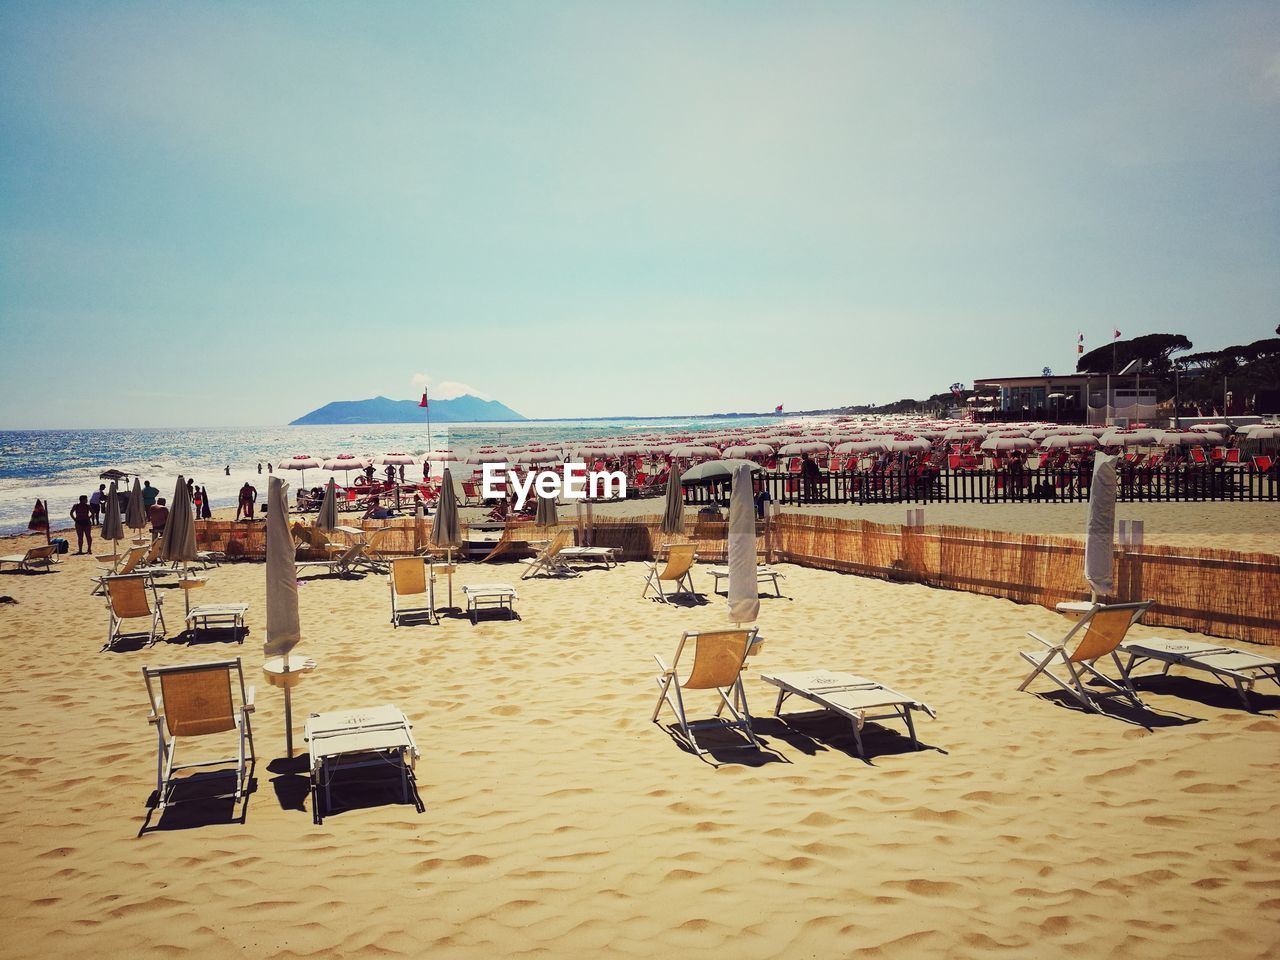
[283,660,294,757]
[43,501,50,545]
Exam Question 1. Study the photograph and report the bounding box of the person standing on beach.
[267,462,273,474]
[69,496,93,554]
[225,465,230,476]
[89,484,105,523]
[142,480,157,510]
[148,498,169,540]
[199,486,212,519]
[236,481,257,520]
[186,478,195,502]
[257,462,262,474]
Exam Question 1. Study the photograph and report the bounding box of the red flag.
[1113,329,1121,339]
[418,391,429,409]
[774,404,783,414]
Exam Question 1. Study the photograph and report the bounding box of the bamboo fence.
[195,512,1280,646]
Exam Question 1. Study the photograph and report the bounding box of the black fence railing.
[681,467,1280,506]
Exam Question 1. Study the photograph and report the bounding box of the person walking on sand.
[236,481,257,520]
[148,498,169,541]
[224,465,230,476]
[257,462,263,474]
[70,495,93,554]
[89,484,106,524]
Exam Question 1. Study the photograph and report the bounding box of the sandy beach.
[1,518,1277,960]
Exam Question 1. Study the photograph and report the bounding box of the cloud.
[410,373,490,401]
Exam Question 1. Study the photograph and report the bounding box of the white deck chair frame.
[104,574,167,650]
[652,628,761,756]
[1119,639,1280,710]
[1018,600,1153,712]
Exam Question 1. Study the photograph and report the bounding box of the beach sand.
[0,530,1277,959]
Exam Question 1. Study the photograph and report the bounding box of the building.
[970,374,1158,425]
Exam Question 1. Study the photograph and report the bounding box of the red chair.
[1225,448,1241,465]
[1252,455,1274,474]
[1211,447,1225,462]
[1190,447,1208,465]
[787,457,802,473]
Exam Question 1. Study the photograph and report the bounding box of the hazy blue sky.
[1,1,1277,427]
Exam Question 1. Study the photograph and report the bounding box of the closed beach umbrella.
[1084,454,1118,599]
[160,475,197,565]
[660,469,684,535]
[413,500,426,555]
[535,488,558,527]
[100,481,124,553]
[430,468,461,549]
[315,479,338,532]
[727,463,760,624]
[28,499,49,542]
[264,477,301,657]
[125,478,147,535]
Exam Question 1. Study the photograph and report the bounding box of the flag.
[774,403,783,413]
[950,382,964,400]
[1113,329,1121,339]
[419,390,429,409]
[1077,332,1084,355]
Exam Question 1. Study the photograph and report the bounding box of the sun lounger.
[641,543,697,603]
[559,545,620,570]
[305,705,420,824]
[1118,637,1280,710]
[142,658,254,811]
[185,603,249,637]
[463,583,518,623]
[520,530,576,579]
[389,557,435,627]
[652,628,762,756]
[104,574,167,649]
[0,544,58,573]
[760,670,935,757]
[706,564,785,598]
[1017,600,1153,712]
[295,542,367,578]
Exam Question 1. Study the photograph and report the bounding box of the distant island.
[290,394,526,425]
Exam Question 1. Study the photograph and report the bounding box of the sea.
[0,416,797,536]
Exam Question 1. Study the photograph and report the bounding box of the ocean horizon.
[0,415,801,536]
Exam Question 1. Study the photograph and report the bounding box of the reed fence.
[195,512,1280,647]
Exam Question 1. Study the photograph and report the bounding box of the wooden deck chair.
[104,574,167,649]
[642,543,697,602]
[295,541,365,578]
[389,557,434,626]
[92,543,149,594]
[652,628,762,755]
[520,529,576,579]
[142,658,254,811]
[1017,600,1153,712]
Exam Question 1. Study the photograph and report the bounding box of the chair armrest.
[653,654,674,674]
[147,709,165,726]
[1026,631,1059,649]
[243,685,256,713]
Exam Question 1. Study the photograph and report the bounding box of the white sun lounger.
[463,583,518,623]
[760,670,936,758]
[186,603,250,636]
[1119,637,1280,710]
[304,704,419,824]
[559,545,619,569]
[0,544,58,572]
[707,565,785,598]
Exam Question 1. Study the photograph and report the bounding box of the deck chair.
[520,529,576,579]
[142,658,254,811]
[104,574,167,649]
[1017,600,1153,712]
[0,544,58,572]
[642,543,697,603]
[389,557,434,626]
[652,628,762,756]
[92,543,149,594]
[295,542,365,578]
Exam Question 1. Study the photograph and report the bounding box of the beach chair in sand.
[706,564,786,598]
[520,530,576,579]
[560,544,620,570]
[652,628,762,756]
[92,543,149,594]
[642,543,697,603]
[142,658,254,811]
[1117,638,1280,710]
[0,544,58,573]
[389,557,435,627]
[1017,600,1153,712]
[104,573,167,649]
[760,670,936,758]
[462,584,519,624]
[295,542,366,578]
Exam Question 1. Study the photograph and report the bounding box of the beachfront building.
[972,374,1157,426]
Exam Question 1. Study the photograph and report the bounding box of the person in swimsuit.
[70,496,93,554]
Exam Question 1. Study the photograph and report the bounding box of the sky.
[1,1,1277,428]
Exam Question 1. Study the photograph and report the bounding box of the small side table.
[262,654,317,757]
[177,575,208,616]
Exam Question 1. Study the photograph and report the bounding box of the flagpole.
[426,388,432,463]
